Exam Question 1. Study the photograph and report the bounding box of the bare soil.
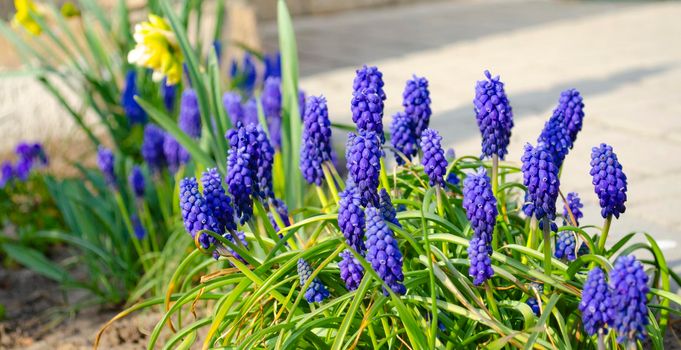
[0,266,156,350]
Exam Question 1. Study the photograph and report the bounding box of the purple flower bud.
[403,75,431,138]
[97,146,116,187]
[521,143,560,230]
[473,70,514,159]
[201,168,236,233]
[122,70,147,125]
[142,124,167,173]
[353,65,386,100]
[556,88,584,144]
[579,267,613,336]
[128,165,145,198]
[223,92,244,127]
[379,189,400,228]
[339,250,364,291]
[264,52,281,80]
[610,255,649,343]
[351,88,385,143]
[179,89,201,139]
[563,192,583,226]
[0,161,14,188]
[554,231,576,261]
[463,168,497,248]
[389,112,417,165]
[345,131,382,206]
[338,183,366,253]
[590,144,627,218]
[365,206,406,296]
[161,78,176,112]
[300,95,333,185]
[420,128,448,187]
[230,54,256,96]
[297,258,330,303]
[179,177,220,249]
[538,109,572,168]
[262,77,282,148]
[163,134,189,174]
[267,198,291,234]
[131,215,146,240]
[243,97,259,126]
[467,235,494,286]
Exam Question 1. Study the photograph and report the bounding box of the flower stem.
[435,186,448,256]
[542,216,552,295]
[491,154,499,251]
[597,214,613,254]
[597,329,606,350]
[322,162,340,204]
[379,158,391,192]
[485,281,501,320]
[115,192,149,272]
[315,185,329,209]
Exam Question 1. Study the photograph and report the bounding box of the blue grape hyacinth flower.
[379,189,400,228]
[297,258,330,303]
[225,125,256,212]
[420,128,448,188]
[351,88,385,143]
[243,98,259,126]
[97,146,116,188]
[563,192,584,226]
[121,70,147,125]
[226,124,258,224]
[0,161,13,188]
[163,135,189,174]
[128,165,145,198]
[223,92,244,126]
[353,65,386,100]
[537,109,572,168]
[556,88,584,144]
[339,250,364,291]
[346,131,382,206]
[267,198,291,233]
[230,53,257,96]
[131,214,146,240]
[254,126,275,199]
[338,183,366,253]
[179,89,201,139]
[300,95,333,186]
[521,143,560,231]
[473,70,514,159]
[389,111,417,165]
[554,231,576,261]
[590,143,627,219]
[526,297,540,316]
[262,77,283,148]
[579,267,613,336]
[161,78,176,112]
[403,75,431,138]
[201,168,237,232]
[142,124,167,173]
[365,207,406,296]
[264,52,281,80]
[610,255,649,343]
[179,177,220,249]
[467,235,494,286]
[462,168,497,247]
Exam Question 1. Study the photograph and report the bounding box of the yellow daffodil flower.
[11,0,43,36]
[128,15,184,85]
